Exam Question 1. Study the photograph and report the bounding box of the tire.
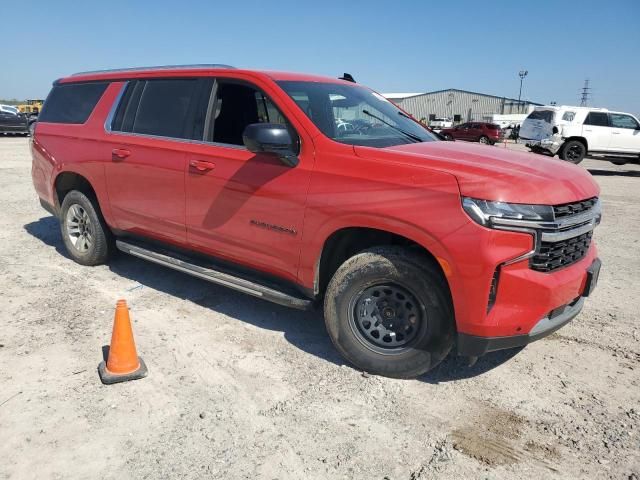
[559,140,586,164]
[443,134,453,141]
[324,246,455,378]
[478,136,489,144]
[59,190,113,266]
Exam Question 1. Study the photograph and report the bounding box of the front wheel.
[478,135,489,144]
[60,190,113,266]
[324,247,454,378]
[559,140,586,164]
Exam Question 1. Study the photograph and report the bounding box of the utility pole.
[580,79,591,107]
[518,70,528,113]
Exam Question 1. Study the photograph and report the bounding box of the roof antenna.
[339,73,355,83]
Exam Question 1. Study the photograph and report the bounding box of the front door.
[582,111,611,151]
[184,79,313,283]
[609,113,640,153]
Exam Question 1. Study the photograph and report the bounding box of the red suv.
[440,122,503,144]
[31,65,602,378]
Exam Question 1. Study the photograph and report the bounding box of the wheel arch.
[315,226,451,299]
[54,171,97,209]
[562,136,588,152]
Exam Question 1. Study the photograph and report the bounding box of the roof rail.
[71,64,236,76]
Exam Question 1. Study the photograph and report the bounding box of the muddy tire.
[60,190,113,266]
[324,246,455,379]
[559,140,586,164]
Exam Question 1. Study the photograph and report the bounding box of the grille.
[531,231,593,272]
[553,197,598,219]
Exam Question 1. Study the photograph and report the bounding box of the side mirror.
[242,123,299,167]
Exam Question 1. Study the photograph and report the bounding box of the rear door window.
[111,78,211,140]
[584,112,609,127]
[610,113,639,129]
[39,82,109,124]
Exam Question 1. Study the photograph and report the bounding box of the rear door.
[609,113,640,153]
[582,111,611,151]
[454,123,470,140]
[467,123,482,141]
[103,78,210,244]
[183,78,314,283]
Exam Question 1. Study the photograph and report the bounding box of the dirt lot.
[0,136,638,479]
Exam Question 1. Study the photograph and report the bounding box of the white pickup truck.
[429,117,453,130]
[520,105,640,164]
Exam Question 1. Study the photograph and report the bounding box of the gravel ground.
[0,136,638,479]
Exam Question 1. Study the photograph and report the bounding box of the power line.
[580,79,591,107]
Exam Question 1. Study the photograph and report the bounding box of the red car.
[440,122,503,144]
[31,65,601,378]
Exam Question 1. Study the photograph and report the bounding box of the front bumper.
[457,257,601,357]
[524,135,563,154]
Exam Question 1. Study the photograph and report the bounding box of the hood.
[354,141,599,205]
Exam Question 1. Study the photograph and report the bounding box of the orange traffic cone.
[98,299,148,385]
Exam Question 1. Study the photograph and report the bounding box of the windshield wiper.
[362,109,422,143]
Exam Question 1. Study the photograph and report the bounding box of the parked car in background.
[440,122,503,144]
[0,105,29,135]
[429,117,453,130]
[32,65,602,378]
[520,105,640,164]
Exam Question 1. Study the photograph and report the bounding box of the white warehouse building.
[384,89,542,124]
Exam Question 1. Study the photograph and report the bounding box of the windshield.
[277,81,438,148]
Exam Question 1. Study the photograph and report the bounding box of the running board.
[115,240,313,310]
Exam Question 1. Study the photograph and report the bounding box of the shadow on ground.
[588,168,640,178]
[25,215,521,383]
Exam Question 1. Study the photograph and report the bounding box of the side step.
[115,240,313,310]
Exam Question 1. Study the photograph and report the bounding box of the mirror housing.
[242,123,299,167]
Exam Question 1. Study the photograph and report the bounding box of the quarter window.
[561,111,575,122]
[610,113,639,129]
[39,82,109,124]
[584,112,609,127]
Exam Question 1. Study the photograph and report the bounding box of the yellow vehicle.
[17,99,44,115]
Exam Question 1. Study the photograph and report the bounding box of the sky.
[3,0,640,115]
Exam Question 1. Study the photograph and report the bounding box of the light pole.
[518,70,528,113]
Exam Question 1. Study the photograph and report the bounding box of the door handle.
[611,131,621,134]
[189,159,216,172]
[111,148,131,160]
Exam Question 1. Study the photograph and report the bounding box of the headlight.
[462,197,554,227]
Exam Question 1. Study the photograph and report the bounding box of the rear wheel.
[324,247,454,378]
[559,140,586,164]
[60,190,113,266]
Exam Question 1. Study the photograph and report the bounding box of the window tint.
[561,111,575,122]
[111,79,210,140]
[133,79,199,138]
[39,82,109,124]
[209,81,297,148]
[610,113,639,129]
[584,112,609,127]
